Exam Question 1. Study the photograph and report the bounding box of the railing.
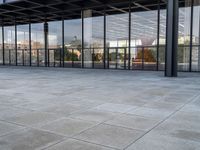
[0,45,200,72]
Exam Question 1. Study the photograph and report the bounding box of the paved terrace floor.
[0,67,200,150]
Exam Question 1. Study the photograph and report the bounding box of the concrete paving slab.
[40,118,99,137]
[0,128,64,150]
[75,124,144,149]
[0,121,24,137]
[46,139,114,150]
[105,114,159,131]
[70,109,118,123]
[125,133,200,150]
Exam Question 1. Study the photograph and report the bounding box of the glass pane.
[178,46,190,71]
[117,48,126,69]
[84,48,92,68]
[159,8,166,71]
[4,26,15,65]
[192,4,200,45]
[106,4,129,69]
[131,5,158,70]
[48,21,62,67]
[64,17,82,68]
[192,46,200,71]
[31,23,44,66]
[179,1,191,45]
[158,46,165,71]
[160,9,166,45]
[94,48,104,69]
[107,13,129,48]
[109,48,116,69]
[143,47,157,70]
[17,24,30,66]
[83,9,104,68]
[132,47,143,70]
[131,10,158,47]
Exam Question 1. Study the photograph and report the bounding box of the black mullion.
[142,47,144,70]
[72,48,74,67]
[124,47,127,69]
[92,48,94,68]
[22,50,25,66]
[116,48,118,69]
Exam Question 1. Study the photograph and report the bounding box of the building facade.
[0,0,199,76]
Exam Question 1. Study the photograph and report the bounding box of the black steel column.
[44,21,48,67]
[29,21,32,66]
[2,20,4,65]
[165,0,179,77]
[189,0,194,72]
[62,18,65,67]
[15,19,17,66]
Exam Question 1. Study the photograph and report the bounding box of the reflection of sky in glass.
[4,26,15,44]
[31,23,44,48]
[1,5,200,47]
[48,21,62,47]
[64,19,82,43]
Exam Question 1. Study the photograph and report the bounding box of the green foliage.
[64,47,79,61]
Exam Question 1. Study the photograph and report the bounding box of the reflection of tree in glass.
[136,48,156,62]
[64,47,79,61]
[93,53,103,61]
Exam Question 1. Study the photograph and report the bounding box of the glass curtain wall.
[64,17,82,68]
[17,24,29,66]
[131,5,158,70]
[4,26,15,65]
[31,23,45,66]
[83,9,104,68]
[48,21,62,67]
[0,1,199,73]
[192,0,200,71]
[106,6,129,69]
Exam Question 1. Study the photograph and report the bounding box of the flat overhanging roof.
[0,0,186,26]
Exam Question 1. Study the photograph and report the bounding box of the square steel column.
[44,22,48,67]
[29,21,32,66]
[165,0,179,77]
[2,21,5,65]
